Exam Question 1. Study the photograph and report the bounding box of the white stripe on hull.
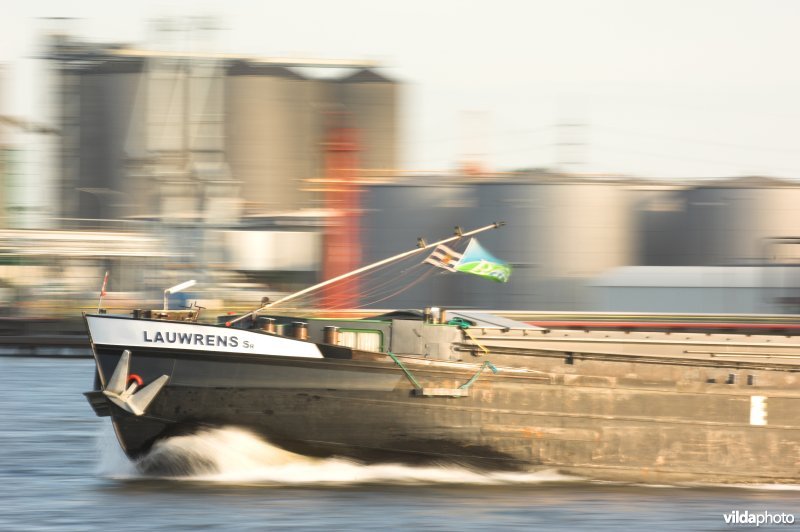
[86,315,323,358]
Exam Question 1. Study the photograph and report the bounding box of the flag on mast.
[453,239,511,283]
[424,244,463,272]
[424,239,511,283]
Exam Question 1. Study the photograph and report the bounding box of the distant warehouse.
[590,266,800,314]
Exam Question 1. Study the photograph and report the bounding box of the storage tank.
[465,175,635,309]
[663,177,800,265]
[633,184,691,266]
[359,174,635,311]
[333,69,398,174]
[225,62,319,214]
[359,178,473,309]
[73,59,146,220]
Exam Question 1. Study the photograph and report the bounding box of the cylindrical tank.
[333,69,398,173]
[632,184,689,266]
[670,178,800,265]
[225,64,400,214]
[225,62,316,213]
[469,177,634,309]
[359,178,473,308]
[323,326,339,344]
[259,317,276,333]
[359,174,634,311]
[75,59,146,220]
[293,321,308,340]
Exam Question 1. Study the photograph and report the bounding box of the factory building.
[360,172,636,310]
[37,35,800,314]
[47,35,400,222]
[225,63,398,213]
[359,173,800,312]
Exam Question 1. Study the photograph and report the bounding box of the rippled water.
[1,356,798,531]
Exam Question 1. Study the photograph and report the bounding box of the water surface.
[1,357,797,530]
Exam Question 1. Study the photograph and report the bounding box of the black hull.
[89,344,523,467]
[86,341,800,484]
[105,387,526,470]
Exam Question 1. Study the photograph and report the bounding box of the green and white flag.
[453,238,511,283]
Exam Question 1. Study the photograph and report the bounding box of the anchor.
[102,350,169,416]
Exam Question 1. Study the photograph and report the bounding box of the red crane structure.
[320,121,361,309]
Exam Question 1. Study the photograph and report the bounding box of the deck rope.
[461,327,490,356]
[387,351,499,394]
[459,361,499,390]
[386,351,422,390]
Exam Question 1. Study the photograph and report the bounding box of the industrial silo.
[51,44,211,222]
[141,54,232,221]
[358,173,635,311]
[632,183,691,266]
[333,69,398,174]
[225,61,319,214]
[68,58,146,220]
[358,177,473,309]
[463,174,635,310]
[667,176,800,266]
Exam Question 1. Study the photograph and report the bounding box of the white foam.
[128,426,579,486]
[727,483,800,491]
[97,425,800,489]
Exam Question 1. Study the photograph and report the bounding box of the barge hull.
[87,342,800,484]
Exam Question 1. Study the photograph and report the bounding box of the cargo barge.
[82,224,800,483]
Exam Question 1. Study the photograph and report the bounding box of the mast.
[225,222,505,326]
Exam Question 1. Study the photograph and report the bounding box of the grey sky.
[3,0,800,179]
